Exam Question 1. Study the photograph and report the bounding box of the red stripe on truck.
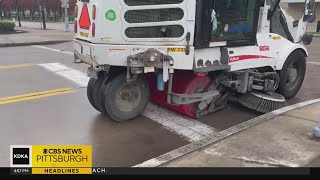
[229,55,272,63]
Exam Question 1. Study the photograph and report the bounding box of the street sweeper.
[73,0,316,122]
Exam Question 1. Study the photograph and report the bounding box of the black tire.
[104,73,150,122]
[97,76,113,115]
[87,78,100,112]
[277,50,306,99]
[98,70,125,116]
[92,78,105,113]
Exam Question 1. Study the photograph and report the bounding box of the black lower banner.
[2,167,320,176]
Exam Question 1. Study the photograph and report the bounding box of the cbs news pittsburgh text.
[10,145,108,175]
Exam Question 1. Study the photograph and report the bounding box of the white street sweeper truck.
[73,0,316,122]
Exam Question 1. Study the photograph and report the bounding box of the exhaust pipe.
[74,51,94,65]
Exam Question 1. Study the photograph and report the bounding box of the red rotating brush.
[144,70,212,118]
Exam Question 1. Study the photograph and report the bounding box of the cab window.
[211,0,259,42]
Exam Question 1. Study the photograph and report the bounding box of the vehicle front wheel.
[277,50,306,99]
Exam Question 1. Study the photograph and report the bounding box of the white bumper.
[74,39,194,70]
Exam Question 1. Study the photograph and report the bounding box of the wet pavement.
[0,38,320,167]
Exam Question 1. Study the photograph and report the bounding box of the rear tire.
[98,70,125,116]
[277,50,306,99]
[92,78,105,113]
[97,76,113,115]
[87,78,100,112]
[104,73,150,122]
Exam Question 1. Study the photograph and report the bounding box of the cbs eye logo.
[10,145,32,167]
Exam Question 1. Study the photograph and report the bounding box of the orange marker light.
[92,5,96,20]
[74,4,78,18]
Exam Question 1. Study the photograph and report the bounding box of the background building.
[281,0,319,32]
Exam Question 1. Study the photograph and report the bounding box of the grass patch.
[312,32,320,37]
[0,21,15,33]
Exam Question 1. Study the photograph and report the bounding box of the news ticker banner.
[10,145,97,175]
[8,145,320,176]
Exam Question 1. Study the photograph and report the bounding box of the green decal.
[106,10,116,21]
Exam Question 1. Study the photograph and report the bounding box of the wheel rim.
[115,83,142,112]
[285,63,299,90]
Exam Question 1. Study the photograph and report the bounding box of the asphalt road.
[0,39,320,167]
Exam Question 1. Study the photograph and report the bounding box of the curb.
[134,98,320,167]
[315,122,320,138]
[0,40,72,48]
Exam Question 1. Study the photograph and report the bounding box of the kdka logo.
[10,146,32,167]
[13,148,29,165]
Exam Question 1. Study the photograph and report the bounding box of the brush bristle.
[238,93,287,113]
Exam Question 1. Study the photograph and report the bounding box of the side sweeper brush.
[237,91,287,113]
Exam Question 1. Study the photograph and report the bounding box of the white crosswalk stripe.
[144,103,218,142]
[307,61,320,66]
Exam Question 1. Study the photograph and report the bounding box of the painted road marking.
[39,62,218,142]
[144,103,218,142]
[307,61,320,66]
[134,98,320,167]
[0,64,35,70]
[33,45,74,56]
[0,88,75,105]
[38,63,90,87]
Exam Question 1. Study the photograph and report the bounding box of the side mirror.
[302,33,313,45]
[304,0,316,23]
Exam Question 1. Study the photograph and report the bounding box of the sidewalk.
[162,101,320,167]
[0,21,74,47]
[16,21,75,32]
